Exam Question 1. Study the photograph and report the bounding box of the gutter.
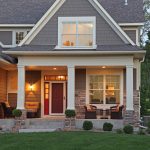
[3,50,146,56]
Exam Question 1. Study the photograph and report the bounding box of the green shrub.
[83,121,93,130]
[146,128,150,134]
[123,125,133,134]
[116,129,123,134]
[137,129,146,135]
[65,110,76,118]
[103,123,113,131]
[147,121,150,129]
[12,109,22,117]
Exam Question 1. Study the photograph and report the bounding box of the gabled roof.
[97,0,145,23]
[0,0,144,24]
[19,0,135,46]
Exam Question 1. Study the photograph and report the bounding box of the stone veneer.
[75,89,140,127]
[75,90,86,119]
[123,90,140,127]
[12,110,27,133]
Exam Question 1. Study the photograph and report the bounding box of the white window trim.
[122,27,140,46]
[13,30,30,46]
[56,16,97,49]
[86,69,123,108]
[0,28,30,48]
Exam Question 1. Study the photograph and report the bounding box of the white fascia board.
[19,0,66,46]
[0,58,11,64]
[89,0,135,46]
[0,24,35,27]
[119,23,144,26]
[3,50,146,56]
[0,42,16,48]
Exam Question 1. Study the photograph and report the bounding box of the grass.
[0,132,150,150]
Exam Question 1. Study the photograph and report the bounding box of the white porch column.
[17,65,25,110]
[67,65,75,110]
[126,65,134,110]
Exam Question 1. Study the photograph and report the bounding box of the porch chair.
[84,105,97,119]
[110,105,124,119]
[0,102,14,118]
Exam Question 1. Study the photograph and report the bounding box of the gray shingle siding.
[0,31,12,45]
[0,0,144,24]
[30,0,124,46]
[124,30,136,44]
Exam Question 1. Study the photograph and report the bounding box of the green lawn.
[0,132,150,150]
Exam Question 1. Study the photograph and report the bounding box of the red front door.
[52,83,64,114]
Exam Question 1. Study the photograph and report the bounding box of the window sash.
[61,21,94,47]
[89,75,121,105]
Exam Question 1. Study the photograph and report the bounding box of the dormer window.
[58,17,96,49]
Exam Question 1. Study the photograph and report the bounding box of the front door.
[51,83,64,114]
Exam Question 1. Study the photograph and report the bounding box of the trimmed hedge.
[12,109,22,117]
[83,121,93,130]
[65,110,76,118]
[123,125,133,134]
[103,123,113,131]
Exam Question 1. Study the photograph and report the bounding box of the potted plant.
[12,109,22,119]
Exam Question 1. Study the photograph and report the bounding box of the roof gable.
[20,0,135,46]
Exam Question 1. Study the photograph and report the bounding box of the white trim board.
[89,0,135,45]
[19,0,135,46]
[0,24,34,27]
[119,23,144,26]
[19,0,66,46]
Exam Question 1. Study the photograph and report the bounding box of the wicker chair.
[0,102,13,118]
[84,105,97,119]
[110,105,124,119]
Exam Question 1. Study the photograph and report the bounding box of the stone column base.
[64,118,75,131]
[12,110,27,133]
[124,110,134,125]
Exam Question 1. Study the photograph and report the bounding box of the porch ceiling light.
[29,84,34,91]
[102,66,106,69]
[53,68,57,70]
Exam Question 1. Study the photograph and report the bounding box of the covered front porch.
[0,54,141,125]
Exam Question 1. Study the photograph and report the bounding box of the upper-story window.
[16,32,24,44]
[58,17,96,49]
[14,30,30,45]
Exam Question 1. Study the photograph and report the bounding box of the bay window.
[89,75,121,105]
[58,17,96,48]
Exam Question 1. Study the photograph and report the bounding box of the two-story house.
[0,0,146,128]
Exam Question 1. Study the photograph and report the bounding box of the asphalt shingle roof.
[0,0,144,24]
[4,45,143,52]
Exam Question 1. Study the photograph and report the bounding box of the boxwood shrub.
[83,121,93,130]
[65,110,76,118]
[103,122,113,131]
[12,109,22,117]
[123,125,133,134]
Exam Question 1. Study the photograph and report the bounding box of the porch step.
[19,128,56,133]
[26,119,65,129]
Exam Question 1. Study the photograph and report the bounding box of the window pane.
[78,35,93,47]
[106,75,120,89]
[16,32,24,44]
[62,35,76,47]
[89,90,103,104]
[62,23,76,34]
[78,23,93,34]
[106,90,120,104]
